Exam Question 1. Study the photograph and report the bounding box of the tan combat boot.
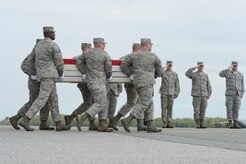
[146,121,162,133]
[76,113,90,131]
[137,119,147,131]
[97,120,113,132]
[200,120,207,129]
[195,120,200,129]
[39,120,55,130]
[64,115,72,126]
[109,113,123,131]
[89,119,98,131]
[9,115,21,130]
[55,121,71,131]
[19,116,34,131]
[229,120,233,128]
[233,120,241,129]
[162,121,167,128]
[166,121,174,128]
[121,114,135,133]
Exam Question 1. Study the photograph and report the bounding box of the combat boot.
[166,121,174,128]
[137,119,147,131]
[109,113,123,131]
[228,120,233,128]
[200,120,207,129]
[89,119,98,131]
[233,120,241,129]
[55,121,71,131]
[162,121,167,128]
[121,114,135,133]
[76,113,90,131]
[64,115,72,126]
[146,121,162,133]
[19,116,34,131]
[195,120,200,129]
[39,120,55,130]
[97,120,113,132]
[9,114,21,130]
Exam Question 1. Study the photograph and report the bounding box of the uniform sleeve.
[185,67,196,79]
[121,55,132,76]
[104,53,112,79]
[76,54,86,74]
[219,69,229,78]
[154,56,162,78]
[21,48,36,76]
[241,74,245,97]
[175,74,181,97]
[53,44,64,77]
[207,75,212,98]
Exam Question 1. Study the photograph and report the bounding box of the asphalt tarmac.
[0,126,246,164]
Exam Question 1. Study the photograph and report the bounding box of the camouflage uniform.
[219,68,244,121]
[159,69,180,123]
[118,83,138,116]
[25,37,64,123]
[121,46,162,127]
[77,47,112,120]
[17,51,49,121]
[185,66,212,124]
[106,83,122,119]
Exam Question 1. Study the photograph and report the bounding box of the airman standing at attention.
[159,61,180,128]
[185,62,212,129]
[219,61,244,129]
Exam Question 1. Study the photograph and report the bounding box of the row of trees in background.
[0,115,228,128]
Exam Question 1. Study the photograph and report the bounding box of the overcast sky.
[1,0,246,120]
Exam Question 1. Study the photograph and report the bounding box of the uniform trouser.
[118,83,139,116]
[72,83,95,120]
[226,95,241,121]
[130,84,154,122]
[18,77,49,121]
[161,95,174,122]
[192,96,208,121]
[107,91,118,119]
[86,83,108,120]
[25,78,60,122]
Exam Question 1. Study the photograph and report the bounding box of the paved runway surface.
[0,126,246,164]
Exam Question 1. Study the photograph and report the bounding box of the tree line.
[0,115,228,128]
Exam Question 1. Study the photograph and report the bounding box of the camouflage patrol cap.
[197,62,204,66]
[141,38,153,45]
[36,39,42,44]
[43,26,55,33]
[132,43,141,49]
[166,60,173,65]
[231,61,238,65]
[93,38,107,44]
[81,43,92,49]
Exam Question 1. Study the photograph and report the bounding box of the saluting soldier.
[185,62,212,129]
[219,61,244,129]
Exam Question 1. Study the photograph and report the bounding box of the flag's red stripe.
[64,59,122,65]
